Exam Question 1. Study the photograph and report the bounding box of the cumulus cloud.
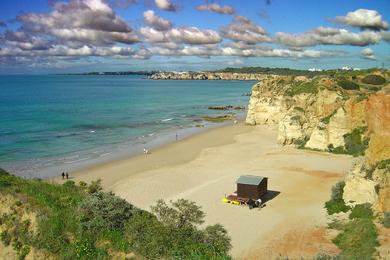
[275,27,382,47]
[143,10,172,31]
[196,4,234,15]
[334,9,388,31]
[16,0,139,45]
[155,0,176,12]
[361,48,376,60]
[220,16,271,44]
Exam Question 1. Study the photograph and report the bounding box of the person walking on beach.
[61,172,65,179]
[176,133,178,141]
[65,172,69,179]
[143,147,149,155]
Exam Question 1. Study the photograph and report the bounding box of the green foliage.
[325,199,350,215]
[382,212,390,228]
[0,174,232,259]
[377,159,390,172]
[63,180,76,187]
[343,127,369,157]
[337,79,359,90]
[203,224,232,254]
[349,203,373,220]
[287,81,318,96]
[331,181,345,201]
[0,168,10,176]
[321,109,338,124]
[333,219,379,259]
[361,74,386,85]
[79,191,134,232]
[87,179,103,194]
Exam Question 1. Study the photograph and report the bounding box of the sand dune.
[67,124,352,258]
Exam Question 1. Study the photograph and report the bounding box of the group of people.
[61,172,69,179]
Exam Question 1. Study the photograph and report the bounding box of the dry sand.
[63,123,352,258]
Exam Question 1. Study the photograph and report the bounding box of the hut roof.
[236,175,265,186]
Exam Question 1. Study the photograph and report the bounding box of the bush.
[343,127,369,157]
[151,199,205,229]
[337,79,359,90]
[289,81,318,96]
[63,180,76,187]
[362,74,386,85]
[325,199,350,215]
[203,224,231,254]
[79,192,134,232]
[87,179,103,194]
[382,212,390,228]
[331,181,345,201]
[377,159,390,172]
[333,219,379,259]
[349,203,373,219]
[0,168,10,176]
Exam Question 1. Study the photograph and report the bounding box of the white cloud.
[361,48,376,60]
[155,0,176,12]
[143,10,172,31]
[334,9,388,30]
[196,4,234,15]
[220,16,271,44]
[275,27,382,47]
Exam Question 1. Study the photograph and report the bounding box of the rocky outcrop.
[245,71,390,212]
[150,71,267,81]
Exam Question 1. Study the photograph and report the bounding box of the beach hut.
[236,175,267,200]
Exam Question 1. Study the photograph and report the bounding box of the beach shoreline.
[54,122,352,258]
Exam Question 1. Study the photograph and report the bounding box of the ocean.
[0,75,254,178]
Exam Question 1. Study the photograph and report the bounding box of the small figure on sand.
[175,133,178,141]
[143,147,149,155]
[65,172,69,179]
[61,172,65,179]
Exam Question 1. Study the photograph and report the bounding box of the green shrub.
[151,199,205,229]
[382,212,390,228]
[331,181,345,201]
[349,203,373,219]
[87,179,103,194]
[325,199,350,215]
[0,168,10,176]
[203,224,231,255]
[289,81,318,96]
[377,159,390,172]
[79,192,134,232]
[333,219,379,259]
[321,110,337,124]
[343,127,369,157]
[337,79,359,90]
[362,74,386,85]
[0,230,11,246]
[63,180,76,187]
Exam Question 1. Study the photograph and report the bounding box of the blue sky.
[0,0,389,73]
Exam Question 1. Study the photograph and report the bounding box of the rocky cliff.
[150,71,267,81]
[246,71,390,212]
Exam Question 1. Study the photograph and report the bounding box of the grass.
[286,81,318,96]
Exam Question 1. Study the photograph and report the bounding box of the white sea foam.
[161,118,174,122]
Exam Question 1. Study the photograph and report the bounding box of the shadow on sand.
[262,190,281,204]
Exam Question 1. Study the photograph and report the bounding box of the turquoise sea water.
[0,75,254,177]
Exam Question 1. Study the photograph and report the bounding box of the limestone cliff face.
[245,72,390,212]
[150,72,266,81]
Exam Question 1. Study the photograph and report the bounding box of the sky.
[0,0,389,74]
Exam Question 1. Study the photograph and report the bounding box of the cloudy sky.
[0,0,389,73]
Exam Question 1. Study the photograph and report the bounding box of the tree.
[151,199,205,229]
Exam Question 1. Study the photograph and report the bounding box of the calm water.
[0,75,254,177]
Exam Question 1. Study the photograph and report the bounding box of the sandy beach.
[62,123,352,258]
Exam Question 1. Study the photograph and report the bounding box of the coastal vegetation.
[0,169,231,259]
[361,74,386,85]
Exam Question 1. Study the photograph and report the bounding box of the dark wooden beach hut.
[236,175,267,200]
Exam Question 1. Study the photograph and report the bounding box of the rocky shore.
[245,71,390,213]
[149,71,266,81]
